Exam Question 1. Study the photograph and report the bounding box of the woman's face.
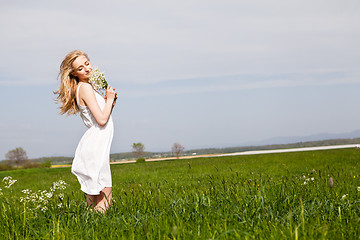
[72,55,92,81]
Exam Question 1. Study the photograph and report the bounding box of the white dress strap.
[76,83,84,107]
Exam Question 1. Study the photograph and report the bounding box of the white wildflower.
[303,177,315,185]
[2,176,12,182]
[58,203,63,208]
[89,68,108,97]
[357,186,360,191]
[22,189,30,194]
[3,176,17,188]
[19,179,68,212]
[341,194,348,200]
[44,191,53,199]
[52,180,68,191]
[89,68,117,99]
[5,180,17,188]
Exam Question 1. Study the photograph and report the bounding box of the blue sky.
[0,0,360,158]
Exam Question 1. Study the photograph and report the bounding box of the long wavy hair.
[55,50,90,115]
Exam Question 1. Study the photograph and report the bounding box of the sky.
[1,0,360,159]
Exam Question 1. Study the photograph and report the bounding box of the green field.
[0,148,359,239]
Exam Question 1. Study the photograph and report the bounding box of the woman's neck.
[78,79,90,84]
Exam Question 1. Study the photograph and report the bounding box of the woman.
[55,50,116,213]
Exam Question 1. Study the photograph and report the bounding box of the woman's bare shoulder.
[79,82,92,90]
[78,83,96,104]
[78,82,94,94]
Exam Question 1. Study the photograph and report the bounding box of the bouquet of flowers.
[89,68,117,100]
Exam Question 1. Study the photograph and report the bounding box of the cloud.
[0,0,359,87]
[117,71,360,97]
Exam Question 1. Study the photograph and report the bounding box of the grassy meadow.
[0,148,360,239]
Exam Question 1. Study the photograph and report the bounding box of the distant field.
[0,148,359,239]
[27,137,360,165]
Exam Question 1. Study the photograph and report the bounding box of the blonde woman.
[55,50,116,213]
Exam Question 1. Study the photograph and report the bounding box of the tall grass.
[0,148,359,239]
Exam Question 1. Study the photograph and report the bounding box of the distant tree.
[172,142,185,159]
[132,143,145,159]
[5,147,28,167]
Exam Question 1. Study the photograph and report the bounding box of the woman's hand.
[105,85,116,101]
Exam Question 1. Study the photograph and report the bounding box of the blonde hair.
[55,50,90,115]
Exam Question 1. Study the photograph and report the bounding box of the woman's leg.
[86,194,96,208]
[94,187,113,213]
[86,188,112,213]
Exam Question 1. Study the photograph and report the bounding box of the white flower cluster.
[20,180,68,212]
[50,180,67,191]
[302,175,315,185]
[2,176,17,188]
[89,68,108,97]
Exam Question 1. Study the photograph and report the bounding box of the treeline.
[27,137,360,165]
[28,152,166,165]
[0,147,52,171]
[31,156,75,165]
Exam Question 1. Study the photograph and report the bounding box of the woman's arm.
[79,83,116,127]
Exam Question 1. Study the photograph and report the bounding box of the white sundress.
[71,83,114,195]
